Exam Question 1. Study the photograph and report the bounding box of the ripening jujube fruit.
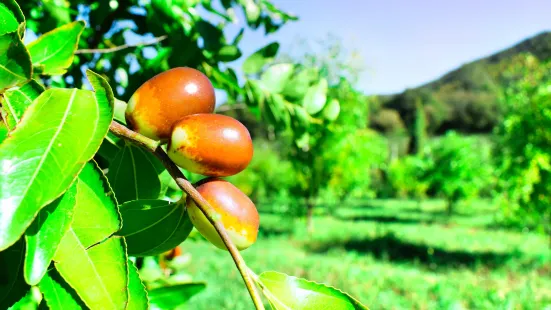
[186,178,259,251]
[125,67,216,141]
[167,113,253,177]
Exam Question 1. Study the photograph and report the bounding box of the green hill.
[370,31,551,138]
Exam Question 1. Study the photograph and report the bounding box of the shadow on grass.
[305,233,520,268]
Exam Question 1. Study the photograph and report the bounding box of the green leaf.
[96,131,123,165]
[27,21,85,76]
[107,144,162,204]
[2,79,44,130]
[54,163,127,309]
[0,79,114,251]
[323,99,340,121]
[7,287,39,310]
[0,121,8,143]
[55,237,128,310]
[114,98,127,125]
[239,0,260,25]
[302,78,328,115]
[24,183,77,286]
[258,271,369,310]
[218,45,242,62]
[0,31,32,92]
[0,239,28,309]
[243,42,279,75]
[117,199,193,256]
[127,259,149,310]
[282,68,319,100]
[38,268,86,310]
[260,63,294,94]
[148,283,206,309]
[0,0,24,37]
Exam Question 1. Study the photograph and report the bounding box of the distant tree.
[494,57,551,242]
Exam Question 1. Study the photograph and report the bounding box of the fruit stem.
[108,121,265,310]
[110,121,160,152]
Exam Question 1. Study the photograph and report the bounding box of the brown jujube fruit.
[186,178,259,251]
[167,113,253,177]
[125,67,216,141]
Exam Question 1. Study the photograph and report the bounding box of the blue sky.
[230,0,551,95]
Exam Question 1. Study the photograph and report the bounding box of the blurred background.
[18,0,550,308]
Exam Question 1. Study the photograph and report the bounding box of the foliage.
[423,132,494,214]
[387,155,429,200]
[494,56,551,236]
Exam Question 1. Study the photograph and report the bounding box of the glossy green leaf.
[303,78,328,115]
[260,63,294,94]
[38,268,86,310]
[282,68,318,100]
[323,99,340,121]
[24,183,77,285]
[0,239,28,309]
[54,163,127,309]
[0,121,7,143]
[0,74,114,251]
[117,199,193,256]
[7,287,39,310]
[55,236,128,310]
[107,144,162,204]
[127,259,149,310]
[96,131,123,165]
[243,42,279,75]
[0,0,24,37]
[0,31,31,92]
[2,79,44,130]
[27,21,85,75]
[258,271,369,310]
[239,0,260,25]
[148,283,206,310]
[218,45,242,62]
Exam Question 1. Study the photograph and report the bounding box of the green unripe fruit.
[186,178,259,251]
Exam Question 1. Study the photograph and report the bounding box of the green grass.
[156,199,551,309]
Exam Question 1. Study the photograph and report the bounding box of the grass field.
[159,199,550,309]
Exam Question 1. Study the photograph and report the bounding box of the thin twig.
[108,121,265,310]
[76,35,168,54]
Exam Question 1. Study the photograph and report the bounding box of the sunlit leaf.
[260,63,294,93]
[107,144,162,204]
[54,163,127,309]
[0,239,28,309]
[218,45,242,62]
[117,199,193,256]
[127,260,149,310]
[148,283,206,310]
[303,78,328,115]
[239,0,260,25]
[24,183,77,285]
[38,268,86,310]
[282,67,319,100]
[0,31,31,92]
[323,99,340,121]
[0,0,24,37]
[27,21,85,75]
[258,271,369,310]
[0,72,114,251]
[243,42,279,75]
[2,79,44,130]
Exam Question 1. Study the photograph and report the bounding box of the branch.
[76,36,168,54]
[108,121,265,310]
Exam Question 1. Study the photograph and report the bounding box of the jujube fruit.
[186,178,259,251]
[125,67,216,141]
[167,114,253,177]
